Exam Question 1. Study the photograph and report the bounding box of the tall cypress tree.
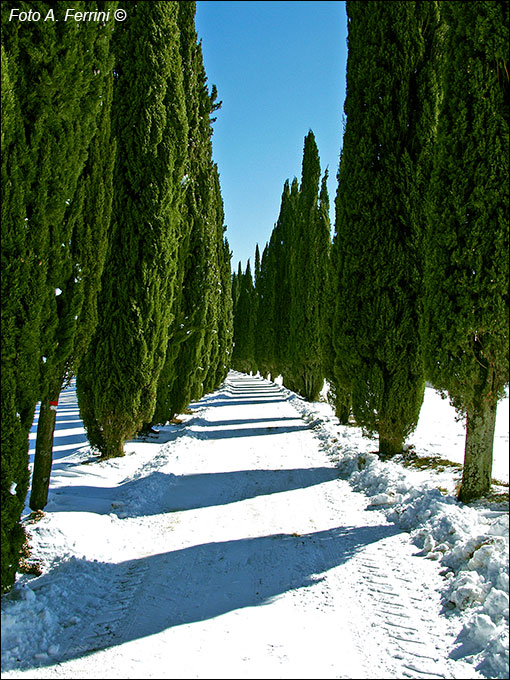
[254,243,261,288]
[202,166,234,393]
[1,1,117,589]
[232,261,242,316]
[30,3,117,510]
[232,260,257,373]
[272,178,300,382]
[151,4,224,424]
[1,39,33,593]
[254,242,274,378]
[288,132,330,401]
[77,1,187,458]
[214,233,234,386]
[319,165,351,423]
[200,163,227,394]
[331,0,441,456]
[423,1,509,502]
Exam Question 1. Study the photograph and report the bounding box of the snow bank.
[283,383,509,679]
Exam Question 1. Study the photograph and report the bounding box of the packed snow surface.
[1,371,509,679]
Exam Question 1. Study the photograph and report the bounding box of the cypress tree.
[77,1,187,458]
[254,242,275,378]
[30,4,117,510]
[254,243,261,288]
[320,165,351,423]
[1,40,32,593]
[422,1,509,502]
[1,0,116,588]
[151,3,221,424]
[204,168,234,392]
[331,1,441,456]
[273,178,300,382]
[150,2,232,423]
[261,184,293,381]
[200,164,229,394]
[288,132,330,401]
[232,261,242,315]
[214,234,234,385]
[232,261,257,373]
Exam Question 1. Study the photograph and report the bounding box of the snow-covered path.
[2,372,504,679]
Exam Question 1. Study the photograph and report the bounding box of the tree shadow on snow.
[202,416,302,427]
[190,397,291,408]
[129,419,310,443]
[8,523,400,671]
[189,423,311,439]
[46,466,341,516]
[29,405,90,463]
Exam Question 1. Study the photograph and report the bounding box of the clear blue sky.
[195,0,348,270]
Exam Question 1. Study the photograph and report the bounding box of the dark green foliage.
[246,134,330,397]
[150,4,214,422]
[254,244,261,286]
[1,0,117,588]
[422,1,509,501]
[65,69,116,452]
[272,178,300,381]
[232,261,257,373]
[197,164,230,396]
[77,1,188,457]
[30,2,117,510]
[235,131,330,398]
[151,5,232,423]
[1,42,31,591]
[2,0,229,588]
[330,1,441,455]
[202,170,234,393]
[232,262,242,314]
[213,234,234,386]
[287,132,331,401]
[320,168,351,424]
[254,243,275,378]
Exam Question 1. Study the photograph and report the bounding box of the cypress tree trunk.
[379,432,405,458]
[29,375,63,510]
[459,395,497,503]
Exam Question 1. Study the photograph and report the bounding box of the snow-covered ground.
[1,371,508,679]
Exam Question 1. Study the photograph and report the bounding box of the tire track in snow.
[356,546,451,679]
[59,558,149,660]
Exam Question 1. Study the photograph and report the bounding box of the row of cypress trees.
[1,1,232,593]
[233,0,508,505]
[232,130,331,404]
[2,0,119,593]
